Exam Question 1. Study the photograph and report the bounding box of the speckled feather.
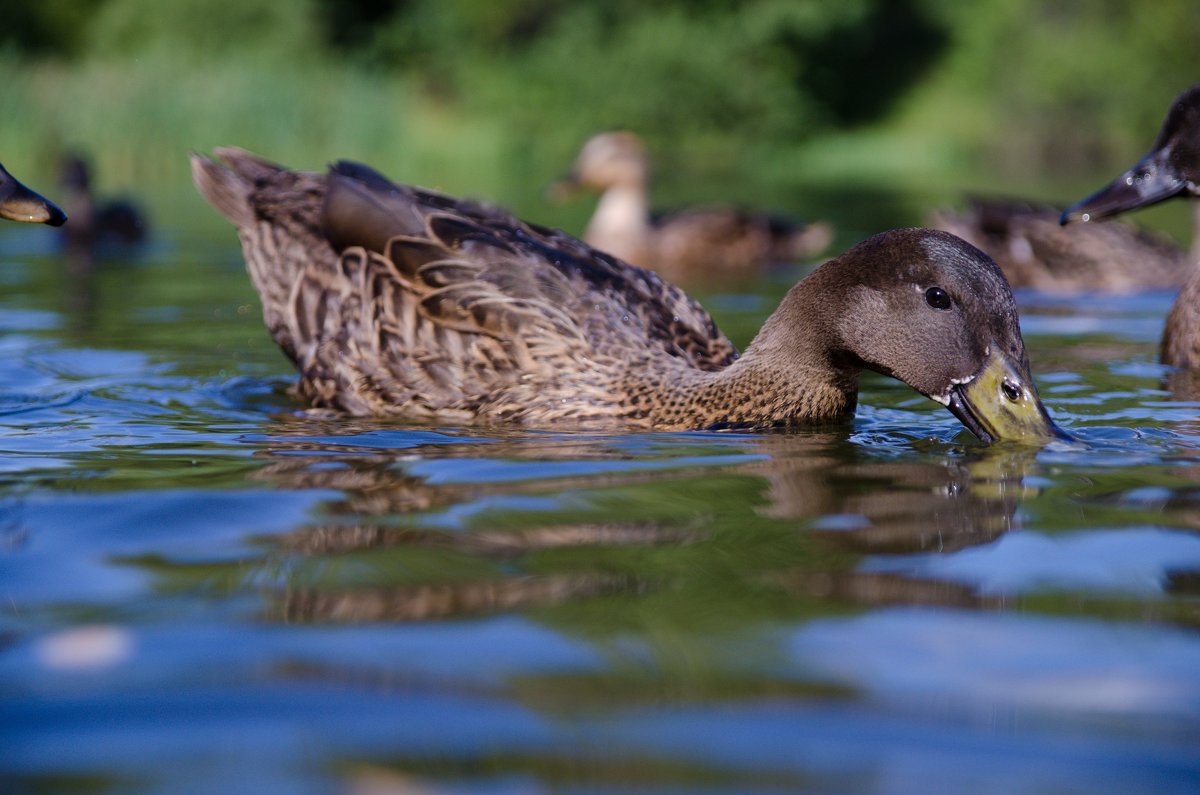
[192,148,752,428]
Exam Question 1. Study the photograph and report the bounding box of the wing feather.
[197,150,739,420]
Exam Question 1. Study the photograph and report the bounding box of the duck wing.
[192,149,737,420]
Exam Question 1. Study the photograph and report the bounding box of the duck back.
[191,149,738,421]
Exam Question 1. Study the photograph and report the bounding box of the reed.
[0,52,530,215]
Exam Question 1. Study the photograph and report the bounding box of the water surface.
[1,219,1198,794]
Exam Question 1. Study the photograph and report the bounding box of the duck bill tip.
[1058,205,1086,226]
[942,351,1069,445]
[45,205,69,227]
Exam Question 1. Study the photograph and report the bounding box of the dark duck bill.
[1060,147,1188,223]
[0,162,67,226]
[1061,85,1200,224]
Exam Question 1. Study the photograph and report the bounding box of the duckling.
[58,153,147,255]
[554,131,833,283]
[930,195,1188,294]
[0,162,67,226]
[1062,85,1200,368]
[191,147,1064,443]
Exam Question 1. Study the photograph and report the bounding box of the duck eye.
[925,286,952,310]
[1001,379,1022,402]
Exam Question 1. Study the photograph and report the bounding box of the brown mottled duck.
[553,131,833,283]
[191,147,1064,443]
[0,162,67,226]
[930,195,1189,294]
[1062,84,1200,368]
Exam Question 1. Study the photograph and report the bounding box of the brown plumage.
[191,147,1063,442]
[554,131,833,283]
[930,195,1189,294]
[0,161,66,226]
[1063,84,1200,368]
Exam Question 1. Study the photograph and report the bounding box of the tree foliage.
[1,0,1195,193]
[3,0,947,145]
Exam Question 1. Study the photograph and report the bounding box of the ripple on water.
[791,608,1200,723]
[2,236,1200,793]
[861,527,1200,596]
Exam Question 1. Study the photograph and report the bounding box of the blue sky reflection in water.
[0,220,1199,794]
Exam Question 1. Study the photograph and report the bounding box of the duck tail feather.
[190,150,259,229]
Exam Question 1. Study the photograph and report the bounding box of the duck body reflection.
[217,422,1035,625]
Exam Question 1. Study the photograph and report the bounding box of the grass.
[3,53,525,209]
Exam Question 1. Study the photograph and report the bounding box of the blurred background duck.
[929,194,1190,294]
[1062,84,1200,369]
[553,131,833,284]
[58,152,148,260]
[0,161,67,226]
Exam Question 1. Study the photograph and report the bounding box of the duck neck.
[62,185,95,241]
[1189,200,1200,267]
[1163,198,1200,368]
[585,181,650,264]
[647,277,860,429]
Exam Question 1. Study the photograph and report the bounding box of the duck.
[58,153,147,255]
[930,194,1189,294]
[553,131,833,283]
[191,146,1065,443]
[1062,84,1200,368]
[0,161,67,226]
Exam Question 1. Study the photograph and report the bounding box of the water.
[1,219,1199,795]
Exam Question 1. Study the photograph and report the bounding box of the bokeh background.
[4,0,1198,242]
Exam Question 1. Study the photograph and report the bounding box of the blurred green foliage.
[918,0,1199,173]
[0,0,1195,229]
[85,0,324,62]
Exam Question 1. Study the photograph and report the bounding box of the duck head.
[59,154,93,195]
[1062,85,1200,223]
[0,162,67,226]
[797,229,1067,443]
[550,131,649,199]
